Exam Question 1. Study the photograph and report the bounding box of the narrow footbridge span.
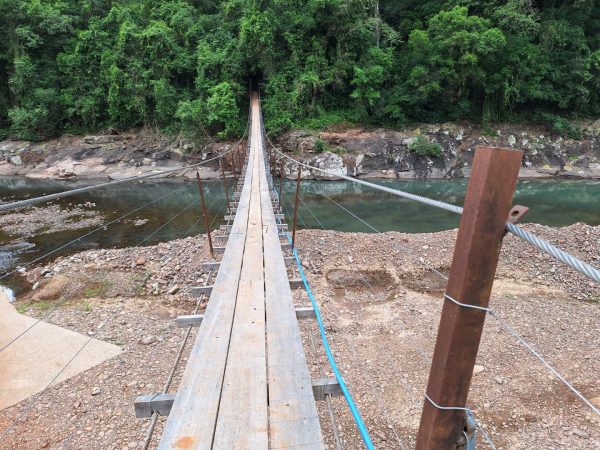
[159,92,324,449]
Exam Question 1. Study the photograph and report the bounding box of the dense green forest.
[0,0,598,141]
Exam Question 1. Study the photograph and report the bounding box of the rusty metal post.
[279,159,285,208]
[219,158,231,213]
[231,152,238,187]
[415,146,523,449]
[196,172,214,259]
[291,166,302,250]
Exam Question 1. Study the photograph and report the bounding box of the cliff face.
[276,121,600,180]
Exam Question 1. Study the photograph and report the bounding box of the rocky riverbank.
[1,120,600,182]
[275,120,600,180]
[1,224,598,448]
[0,130,233,181]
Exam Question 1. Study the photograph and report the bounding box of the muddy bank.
[1,223,598,448]
[276,120,600,180]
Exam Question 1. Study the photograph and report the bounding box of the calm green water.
[1,176,599,292]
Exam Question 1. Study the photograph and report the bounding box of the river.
[1,176,599,293]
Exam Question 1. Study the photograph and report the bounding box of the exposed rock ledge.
[1,121,600,181]
[0,131,231,181]
[275,120,600,180]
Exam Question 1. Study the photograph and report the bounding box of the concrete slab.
[0,292,122,410]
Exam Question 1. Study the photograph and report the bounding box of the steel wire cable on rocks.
[267,142,600,284]
[62,205,223,450]
[139,203,226,450]
[0,197,215,442]
[269,171,374,447]
[2,196,221,357]
[0,120,250,214]
[0,184,196,356]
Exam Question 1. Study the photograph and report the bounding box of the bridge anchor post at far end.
[415,146,523,450]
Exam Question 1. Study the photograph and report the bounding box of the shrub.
[408,135,443,157]
[539,113,582,140]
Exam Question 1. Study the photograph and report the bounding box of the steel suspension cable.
[267,140,600,284]
[298,186,496,450]
[313,179,600,423]
[0,183,190,282]
[0,196,215,441]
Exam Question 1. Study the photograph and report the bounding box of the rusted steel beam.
[415,146,523,450]
[196,172,214,259]
[220,158,231,213]
[291,166,302,250]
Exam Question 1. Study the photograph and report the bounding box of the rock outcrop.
[276,120,600,180]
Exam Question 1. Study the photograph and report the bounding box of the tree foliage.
[0,0,598,140]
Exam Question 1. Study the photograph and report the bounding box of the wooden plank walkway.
[159,93,324,449]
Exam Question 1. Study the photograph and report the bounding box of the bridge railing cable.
[267,139,600,285]
[290,192,498,449]
[289,171,600,426]
[0,196,215,442]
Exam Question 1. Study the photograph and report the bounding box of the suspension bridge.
[0,90,599,449]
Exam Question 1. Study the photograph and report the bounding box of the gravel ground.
[1,223,599,449]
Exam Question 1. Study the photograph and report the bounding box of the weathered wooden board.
[259,128,324,450]
[158,107,255,450]
[213,97,268,449]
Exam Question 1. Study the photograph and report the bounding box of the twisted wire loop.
[424,395,497,450]
[269,144,600,284]
[442,293,600,418]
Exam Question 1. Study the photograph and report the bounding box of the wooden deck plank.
[158,118,256,450]
[212,97,269,449]
[159,92,322,449]
[259,125,325,450]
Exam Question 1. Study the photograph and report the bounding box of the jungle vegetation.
[0,0,598,141]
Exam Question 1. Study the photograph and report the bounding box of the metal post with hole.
[415,146,523,449]
[196,171,214,259]
[291,166,302,250]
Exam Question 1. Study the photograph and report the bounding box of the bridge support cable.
[267,141,600,285]
[259,136,375,446]
[288,190,498,450]
[0,183,188,282]
[0,195,209,442]
[0,190,223,358]
[0,184,209,356]
[289,203,409,450]
[315,158,600,424]
[61,213,222,449]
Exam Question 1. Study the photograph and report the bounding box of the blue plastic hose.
[286,233,375,450]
